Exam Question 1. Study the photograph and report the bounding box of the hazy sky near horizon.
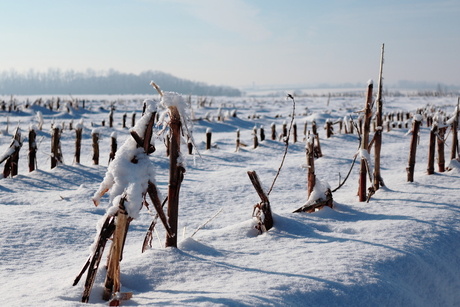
[1,0,459,88]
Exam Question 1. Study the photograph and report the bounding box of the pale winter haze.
[1,0,459,88]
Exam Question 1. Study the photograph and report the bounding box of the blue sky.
[1,0,459,88]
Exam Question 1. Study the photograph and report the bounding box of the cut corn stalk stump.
[437,125,447,172]
[359,81,373,202]
[165,105,185,247]
[102,195,132,303]
[427,123,437,174]
[51,126,63,169]
[92,130,100,165]
[75,125,82,164]
[247,171,273,233]
[293,133,333,213]
[0,127,22,177]
[450,98,459,161]
[407,115,422,182]
[28,128,37,172]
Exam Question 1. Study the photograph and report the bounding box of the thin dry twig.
[191,207,224,237]
[267,94,295,196]
[150,81,163,97]
[331,115,361,193]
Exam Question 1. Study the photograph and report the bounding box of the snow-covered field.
[0,92,459,306]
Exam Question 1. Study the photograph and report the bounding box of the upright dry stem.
[373,44,385,190]
[165,106,184,248]
[267,94,295,196]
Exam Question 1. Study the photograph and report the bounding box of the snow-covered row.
[0,93,459,306]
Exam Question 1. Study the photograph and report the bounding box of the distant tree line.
[0,68,242,96]
[394,80,459,92]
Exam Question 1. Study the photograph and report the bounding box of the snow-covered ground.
[0,92,459,306]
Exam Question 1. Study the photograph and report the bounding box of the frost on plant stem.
[358,148,374,183]
[306,133,314,146]
[157,91,196,156]
[217,104,223,120]
[36,111,43,129]
[446,106,458,126]
[343,115,351,130]
[446,116,456,126]
[434,114,448,128]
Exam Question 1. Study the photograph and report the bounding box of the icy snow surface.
[0,93,459,306]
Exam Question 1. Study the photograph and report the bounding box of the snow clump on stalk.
[92,91,195,220]
[158,91,197,160]
[92,100,158,219]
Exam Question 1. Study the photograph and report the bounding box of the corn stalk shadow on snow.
[269,212,412,256]
[0,171,70,192]
[377,196,460,212]
[373,185,460,213]
[154,294,252,307]
[128,239,347,297]
[196,117,258,133]
[3,165,104,192]
[307,202,411,224]
[0,184,14,193]
[380,178,460,193]
[165,248,348,295]
[285,228,460,307]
